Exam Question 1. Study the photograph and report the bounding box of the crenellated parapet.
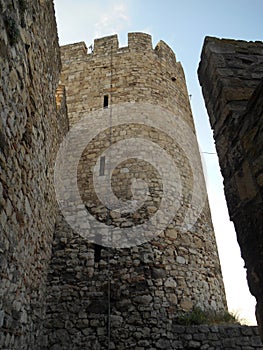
[59,32,192,127]
[61,32,177,67]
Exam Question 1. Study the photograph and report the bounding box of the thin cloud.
[54,0,132,45]
[94,2,131,39]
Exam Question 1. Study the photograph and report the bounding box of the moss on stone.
[3,14,19,46]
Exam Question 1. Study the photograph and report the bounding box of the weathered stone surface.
[198,36,263,340]
[44,33,227,349]
[1,4,262,348]
[0,0,68,348]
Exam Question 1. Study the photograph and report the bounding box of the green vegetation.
[175,306,241,326]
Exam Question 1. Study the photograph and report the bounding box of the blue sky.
[54,0,263,324]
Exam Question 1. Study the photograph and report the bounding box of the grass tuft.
[174,306,241,326]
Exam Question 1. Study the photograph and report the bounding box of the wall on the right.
[198,36,263,338]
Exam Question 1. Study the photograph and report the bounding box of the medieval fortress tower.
[1,1,262,350]
[44,33,227,348]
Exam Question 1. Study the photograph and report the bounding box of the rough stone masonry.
[42,32,253,350]
[0,0,262,349]
[198,36,263,340]
[0,0,68,348]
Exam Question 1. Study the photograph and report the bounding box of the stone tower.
[44,33,227,349]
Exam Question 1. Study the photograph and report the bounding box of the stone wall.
[59,33,194,127]
[44,225,263,349]
[43,33,227,349]
[0,5,262,347]
[161,325,262,350]
[0,0,68,349]
[198,37,263,337]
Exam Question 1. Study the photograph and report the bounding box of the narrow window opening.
[94,244,103,262]
[99,156,105,176]
[103,95,109,108]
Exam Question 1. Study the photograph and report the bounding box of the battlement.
[93,34,119,54]
[61,32,177,65]
[127,32,153,50]
[60,41,87,60]
[155,40,177,65]
[93,32,153,54]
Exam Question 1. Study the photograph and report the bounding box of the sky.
[53,0,263,325]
